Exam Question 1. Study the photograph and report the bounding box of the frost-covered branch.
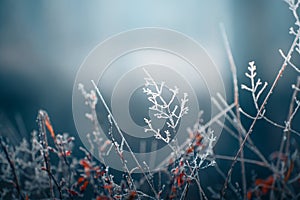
[78,84,111,164]
[143,69,189,143]
[241,61,268,117]
[0,137,24,200]
[222,1,300,196]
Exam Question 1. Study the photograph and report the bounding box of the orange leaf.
[255,176,274,195]
[68,189,79,196]
[80,180,89,192]
[195,133,203,146]
[254,178,263,186]
[177,172,185,187]
[96,196,110,200]
[103,184,113,190]
[127,191,137,200]
[247,190,252,200]
[77,177,85,184]
[186,146,194,154]
[171,186,176,192]
[45,117,55,139]
[80,160,91,169]
[264,176,274,185]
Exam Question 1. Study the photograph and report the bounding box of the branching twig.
[221,24,247,200]
[0,137,24,200]
[221,25,300,199]
[91,80,159,198]
[143,68,189,144]
[285,77,300,153]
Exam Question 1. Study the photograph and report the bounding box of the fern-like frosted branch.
[143,69,189,144]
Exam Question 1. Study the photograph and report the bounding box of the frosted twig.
[91,80,159,198]
[221,18,300,199]
[279,49,300,73]
[239,100,300,136]
[241,61,268,117]
[0,137,24,200]
[179,132,216,200]
[78,84,111,164]
[285,98,300,133]
[285,0,300,27]
[237,62,299,133]
[157,100,234,169]
[286,77,300,153]
[214,155,268,168]
[144,118,171,143]
[143,68,188,144]
[37,110,62,199]
[221,24,247,200]
[271,81,300,199]
[106,114,137,194]
[212,95,277,173]
[212,95,279,173]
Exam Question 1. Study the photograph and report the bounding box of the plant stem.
[220,29,300,199]
[0,137,24,200]
[220,24,247,200]
[92,80,159,199]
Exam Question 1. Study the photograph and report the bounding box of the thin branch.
[0,137,24,200]
[38,111,55,199]
[221,24,247,200]
[221,28,300,199]
[239,107,300,136]
[285,76,300,153]
[156,102,235,169]
[91,80,159,198]
[279,49,300,73]
[271,94,300,199]
[212,95,275,173]
[214,155,268,168]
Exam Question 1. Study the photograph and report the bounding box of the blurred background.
[0,0,299,196]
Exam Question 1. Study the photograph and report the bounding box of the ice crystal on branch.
[142,69,189,143]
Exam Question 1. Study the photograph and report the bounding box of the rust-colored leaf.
[284,161,294,182]
[45,117,55,139]
[77,177,85,184]
[68,189,79,196]
[80,180,89,192]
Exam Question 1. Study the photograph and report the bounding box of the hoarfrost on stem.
[142,69,189,143]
